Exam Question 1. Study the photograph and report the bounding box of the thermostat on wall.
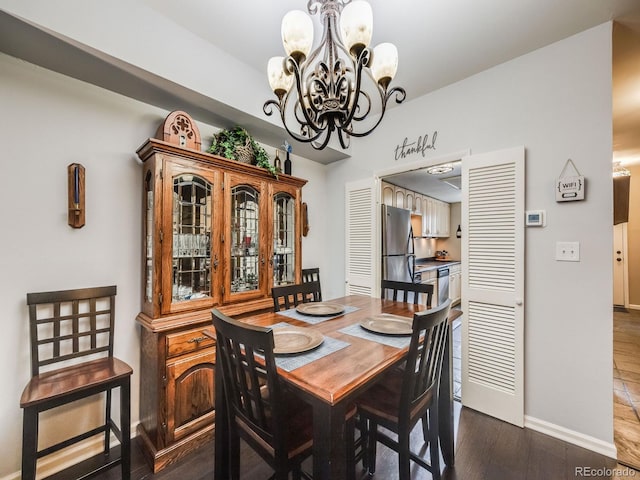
[525,210,545,227]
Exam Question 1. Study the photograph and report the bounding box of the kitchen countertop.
[415,259,461,273]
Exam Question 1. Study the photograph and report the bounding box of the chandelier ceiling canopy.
[264,0,406,150]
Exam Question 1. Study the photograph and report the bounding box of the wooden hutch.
[136,111,307,471]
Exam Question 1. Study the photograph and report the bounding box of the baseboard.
[1,422,139,480]
[524,415,617,459]
[628,304,640,311]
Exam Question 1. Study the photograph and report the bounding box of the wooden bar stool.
[20,285,132,480]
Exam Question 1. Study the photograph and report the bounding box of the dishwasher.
[437,267,450,305]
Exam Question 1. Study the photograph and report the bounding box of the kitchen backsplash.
[414,237,437,258]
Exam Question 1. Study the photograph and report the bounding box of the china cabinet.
[135,111,306,471]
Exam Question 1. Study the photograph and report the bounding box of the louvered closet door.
[345,178,377,296]
[461,146,525,427]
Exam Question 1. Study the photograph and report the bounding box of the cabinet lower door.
[165,347,216,443]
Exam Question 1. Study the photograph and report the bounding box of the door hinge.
[221,181,224,191]
[159,293,163,305]
[221,233,224,243]
[221,286,225,296]
[159,230,163,243]
[159,168,163,180]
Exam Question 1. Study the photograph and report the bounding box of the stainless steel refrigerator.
[381,204,416,283]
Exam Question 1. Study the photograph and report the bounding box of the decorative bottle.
[284,151,292,175]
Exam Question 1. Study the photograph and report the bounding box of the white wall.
[324,23,614,445]
[0,52,327,477]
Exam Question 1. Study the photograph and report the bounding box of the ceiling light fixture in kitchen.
[425,164,454,175]
[264,0,406,150]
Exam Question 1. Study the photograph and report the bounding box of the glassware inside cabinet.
[230,185,260,293]
[273,192,295,286]
[171,174,212,302]
[144,172,154,304]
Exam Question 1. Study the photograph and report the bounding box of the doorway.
[612,171,639,469]
[612,19,640,470]
[379,158,464,399]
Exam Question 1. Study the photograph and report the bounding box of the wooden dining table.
[211,294,456,480]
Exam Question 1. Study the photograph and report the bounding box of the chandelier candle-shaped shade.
[264,0,406,150]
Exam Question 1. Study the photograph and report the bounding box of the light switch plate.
[556,241,580,262]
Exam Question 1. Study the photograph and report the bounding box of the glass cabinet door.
[230,185,260,294]
[171,173,213,303]
[273,192,295,286]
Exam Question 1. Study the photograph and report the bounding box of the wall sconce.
[67,163,85,228]
[456,225,461,238]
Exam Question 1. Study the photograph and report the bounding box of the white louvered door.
[461,146,525,427]
[345,178,377,296]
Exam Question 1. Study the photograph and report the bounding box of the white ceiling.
[141,0,640,104]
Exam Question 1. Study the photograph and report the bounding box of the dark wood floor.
[613,307,640,470]
[79,400,636,480]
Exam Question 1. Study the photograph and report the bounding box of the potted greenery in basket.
[208,126,278,177]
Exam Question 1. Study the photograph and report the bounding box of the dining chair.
[301,267,322,301]
[355,299,451,480]
[271,281,321,312]
[20,285,132,480]
[211,309,329,479]
[381,279,434,307]
[212,309,365,480]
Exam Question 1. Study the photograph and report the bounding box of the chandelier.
[263,0,406,150]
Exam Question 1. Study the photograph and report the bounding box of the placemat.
[270,322,350,372]
[338,323,412,349]
[276,304,359,324]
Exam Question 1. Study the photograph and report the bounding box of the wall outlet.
[556,241,580,262]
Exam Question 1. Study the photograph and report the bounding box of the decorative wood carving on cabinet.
[136,111,307,472]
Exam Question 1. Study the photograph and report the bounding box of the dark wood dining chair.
[211,308,363,480]
[355,299,451,480]
[381,279,434,307]
[301,267,322,301]
[271,281,321,312]
[20,285,132,480]
[211,308,315,479]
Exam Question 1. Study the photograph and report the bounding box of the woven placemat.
[276,304,359,325]
[269,322,351,372]
[338,323,412,349]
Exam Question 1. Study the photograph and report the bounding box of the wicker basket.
[235,138,255,164]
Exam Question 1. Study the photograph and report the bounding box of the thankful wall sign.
[394,131,438,160]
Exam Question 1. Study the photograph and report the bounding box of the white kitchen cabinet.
[381,181,394,206]
[424,198,450,238]
[421,270,438,307]
[394,186,406,208]
[424,197,435,236]
[405,191,414,211]
[436,200,450,237]
[414,193,422,214]
[380,184,449,237]
[449,263,461,305]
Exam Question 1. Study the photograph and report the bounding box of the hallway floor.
[613,307,640,469]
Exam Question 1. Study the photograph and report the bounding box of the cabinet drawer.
[166,327,215,358]
[422,270,437,280]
